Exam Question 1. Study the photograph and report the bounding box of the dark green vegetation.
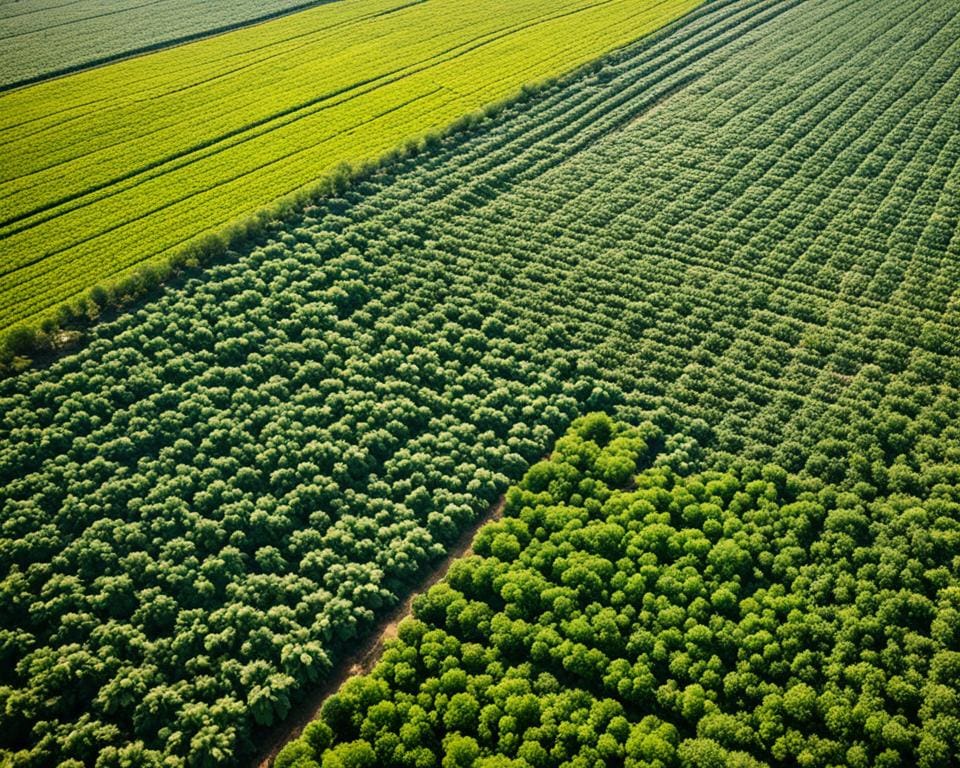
[0,0,336,89]
[2,0,959,765]
[279,414,960,768]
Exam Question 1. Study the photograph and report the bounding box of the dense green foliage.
[279,414,960,768]
[0,0,336,88]
[0,252,588,766]
[2,0,960,765]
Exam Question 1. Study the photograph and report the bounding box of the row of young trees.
[2,0,959,764]
[279,414,960,768]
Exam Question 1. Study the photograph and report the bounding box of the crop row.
[0,0,337,89]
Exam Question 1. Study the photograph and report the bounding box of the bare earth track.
[252,496,506,768]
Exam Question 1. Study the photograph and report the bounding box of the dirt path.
[251,496,506,767]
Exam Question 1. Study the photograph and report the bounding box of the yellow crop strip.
[0,0,701,333]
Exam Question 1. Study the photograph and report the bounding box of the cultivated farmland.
[1,0,959,766]
[280,414,960,767]
[0,0,338,89]
[0,0,700,340]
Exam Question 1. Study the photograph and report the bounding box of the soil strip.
[252,495,506,767]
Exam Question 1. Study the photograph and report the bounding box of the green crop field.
[280,414,960,767]
[2,0,959,766]
[0,0,337,89]
[0,0,700,343]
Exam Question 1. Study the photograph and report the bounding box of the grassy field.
[0,0,701,342]
[2,0,958,765]
[0,0,337,88]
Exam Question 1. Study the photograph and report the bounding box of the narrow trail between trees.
[251,495,507,767]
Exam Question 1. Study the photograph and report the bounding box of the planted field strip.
[279,416,960,765]
[0,0,701,333]
[0,0,338,89]
[2,0,960,765]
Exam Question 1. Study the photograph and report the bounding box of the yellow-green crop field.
[0,0,701,336]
